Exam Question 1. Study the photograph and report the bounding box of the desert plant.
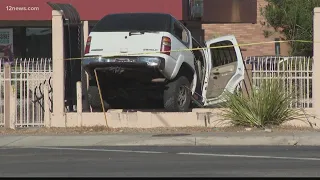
[221,79,306,128]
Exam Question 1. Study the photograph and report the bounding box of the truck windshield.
[91,13,172,32]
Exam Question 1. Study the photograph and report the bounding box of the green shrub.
[221,80,306,128]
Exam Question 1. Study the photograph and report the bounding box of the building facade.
[202,0,290,57]
[0,0,189,59]
[0,0,288,59]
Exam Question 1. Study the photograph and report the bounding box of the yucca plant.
[221,79,306,128]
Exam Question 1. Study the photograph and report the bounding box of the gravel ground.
[0,125,317,135]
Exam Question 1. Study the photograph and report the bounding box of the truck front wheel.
[163,76,191,112]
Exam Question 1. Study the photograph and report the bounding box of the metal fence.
[0,56,314,128]
[0,58,53,127]
[245,56,313,108]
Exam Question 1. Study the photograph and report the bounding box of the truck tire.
[87,86,110,112]
[163,76,191,112]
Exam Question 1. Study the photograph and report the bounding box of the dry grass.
[0,125,317,135]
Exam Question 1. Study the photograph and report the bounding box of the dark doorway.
[64,25,83,111]
[47,2,83,112]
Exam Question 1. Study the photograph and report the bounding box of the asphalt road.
[0,146,320,177]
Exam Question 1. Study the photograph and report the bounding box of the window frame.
[171,19,190,47]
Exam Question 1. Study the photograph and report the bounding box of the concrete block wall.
[60,108,317,129]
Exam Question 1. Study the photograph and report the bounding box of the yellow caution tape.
[64,39,314,61]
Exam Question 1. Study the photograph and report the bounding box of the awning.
[47,2,80,25]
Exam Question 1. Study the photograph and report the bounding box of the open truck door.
[202,35,245,106]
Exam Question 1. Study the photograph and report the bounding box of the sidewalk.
[1,132,320,147]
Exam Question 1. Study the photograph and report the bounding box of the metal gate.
[0,58,53,127]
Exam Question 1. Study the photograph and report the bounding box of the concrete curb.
[1,132,320,147]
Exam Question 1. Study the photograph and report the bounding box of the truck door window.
[210,40,237,67]
[222,41,237,64]
[218,43,227,65]
[228,42,237,62]
[220,42,231,65]
[210,42,223,67]
[173,22,189,46]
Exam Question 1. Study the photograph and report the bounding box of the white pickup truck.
[82,13,245,112]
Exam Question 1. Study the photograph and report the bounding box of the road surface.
[0,146,320,177]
